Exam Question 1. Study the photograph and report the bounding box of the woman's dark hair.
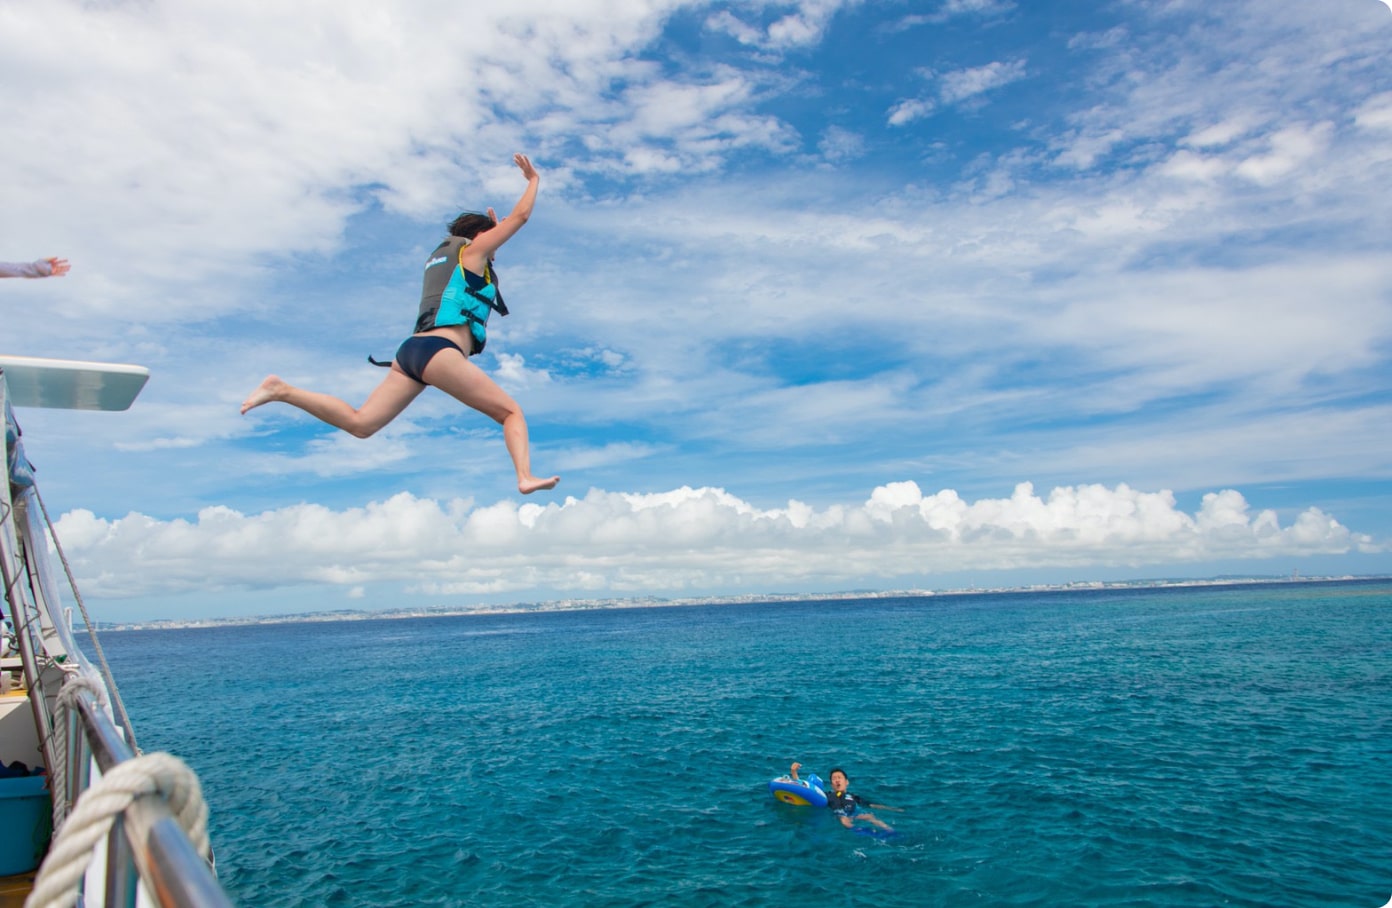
[448,212,496,240]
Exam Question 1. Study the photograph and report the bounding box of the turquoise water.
[96,581,1391,907]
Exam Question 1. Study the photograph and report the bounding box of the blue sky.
[4,0,1391,620]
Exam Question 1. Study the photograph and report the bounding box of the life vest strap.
[465,283,508,317]
[456,249,509,317]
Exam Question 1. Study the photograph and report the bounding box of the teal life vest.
[413,237,509,354]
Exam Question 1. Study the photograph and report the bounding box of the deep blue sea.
[92,580,1391,907]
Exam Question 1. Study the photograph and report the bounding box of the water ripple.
[98,581,1392,907]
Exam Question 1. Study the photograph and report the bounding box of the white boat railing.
[62,686,232,908]
[3,365,236,908]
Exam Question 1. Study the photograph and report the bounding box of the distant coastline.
[91,573,1390,632]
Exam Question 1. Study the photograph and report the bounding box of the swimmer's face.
[830,771,848,792]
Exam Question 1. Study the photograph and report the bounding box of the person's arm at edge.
[0,257,69,278]
[789,761,801,781]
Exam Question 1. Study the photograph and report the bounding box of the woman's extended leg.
[420,348,560,494]
[240,370,425,438]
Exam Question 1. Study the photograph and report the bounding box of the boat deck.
[0,871,35,907]
[1,674,39,902]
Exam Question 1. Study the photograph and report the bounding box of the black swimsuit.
[392,335,465,385]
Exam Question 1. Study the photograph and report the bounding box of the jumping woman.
[241,153,559,495]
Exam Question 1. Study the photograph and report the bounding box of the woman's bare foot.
[519,475,560,495]
[241,375,289,414]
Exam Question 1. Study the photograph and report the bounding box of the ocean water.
[93,580,1391,907]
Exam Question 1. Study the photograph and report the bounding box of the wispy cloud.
[886,0,1015,31]
[817,125,867,162]
[705,0,856,51]
[888,98,936,127]
[887,58,1026,126]
[939,59,1028,103]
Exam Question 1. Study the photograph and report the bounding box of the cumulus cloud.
[54,482,1375,602]
[493,353,553,392]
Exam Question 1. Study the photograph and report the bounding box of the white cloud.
[0,0,794,324]
[1182,115,1261,149]
[1052,128,1126,170]
[938,59,1027,103]
[706,10,765,46]
[705,0,854,51]
[555,442,666,471]
[1157,149,1228,182]
[493,353,554,392]
[8,0,1392,602]
[888,0,1013,29]
[818,126,866,162]
[1039,257,1392,392]
[55,482,1376,602]
[886,59,1025,127]
[940,0,1014,17]
[1233,122,1334,185]
[1354,92,1392,131]
[256,430,419,479]
[598,71,799,168]
[888,98,935,127]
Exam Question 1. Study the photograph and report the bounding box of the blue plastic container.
[0,775,51,875]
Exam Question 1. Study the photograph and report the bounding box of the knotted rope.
[55,672,105,711]
[25,752,210,908]
[48,674,106,822]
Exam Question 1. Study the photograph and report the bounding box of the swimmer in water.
[790,762,897,832]
[241,153,559,495]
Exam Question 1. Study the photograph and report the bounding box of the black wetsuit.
[827,790,868,817]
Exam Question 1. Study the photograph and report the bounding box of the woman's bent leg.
[241,370,425,438]
[420,350,559,494]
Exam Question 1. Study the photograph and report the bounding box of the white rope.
[25,752,210,908]
[55,673,105,710]
[46,671,96,825]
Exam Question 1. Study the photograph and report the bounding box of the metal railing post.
[64,704,87,825]
[73,693,235,908]
[106,818,140,908]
